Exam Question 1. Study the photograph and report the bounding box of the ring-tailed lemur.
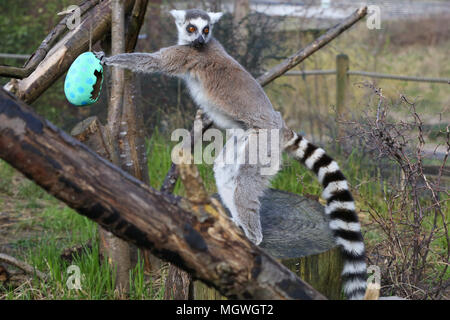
[96,9,367,299]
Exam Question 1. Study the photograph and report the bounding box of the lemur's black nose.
[197,36,205,45]
[193,35,205,48]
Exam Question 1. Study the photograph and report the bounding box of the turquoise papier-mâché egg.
[64,52,103,106]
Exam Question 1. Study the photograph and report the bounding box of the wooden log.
[193,189,343,300]
[120,70,161,274]
[164,264,193,300]
[96,0,133,293]
[0,88,326,300]
[0,253,47,281]
[72,1,151,289]
[125,0,149,53]
[161,112,213,194]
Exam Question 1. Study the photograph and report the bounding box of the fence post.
[336,54,349,139]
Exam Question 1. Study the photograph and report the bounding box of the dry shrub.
[342,82,449,299]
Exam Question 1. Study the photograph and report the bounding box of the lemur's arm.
[104,52,162,74]
[95,46,193,76]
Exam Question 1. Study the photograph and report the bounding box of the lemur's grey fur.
[97,8,367,299]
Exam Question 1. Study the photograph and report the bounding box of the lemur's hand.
[93,51,106,65]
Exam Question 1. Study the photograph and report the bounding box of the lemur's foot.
[93,51,106,65]
[233,218,263,245]
[244,227,263,246]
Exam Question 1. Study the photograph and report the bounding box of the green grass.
[0,199,160,299]
[0,160,15,195]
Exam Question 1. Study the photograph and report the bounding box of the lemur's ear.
[208,12,223,24]
[170,10,185,26]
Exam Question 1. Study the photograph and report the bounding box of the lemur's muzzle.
[193,35,205,48]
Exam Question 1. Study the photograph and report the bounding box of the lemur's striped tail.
[284,131,367,300]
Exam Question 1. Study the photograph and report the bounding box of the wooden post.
[70,116,131,294]
[233,0,249,56]
[98,0,131,294]
[96,0,152,292]
[233,0,249,25]
[336,54,349,139]
[193,189,343,300]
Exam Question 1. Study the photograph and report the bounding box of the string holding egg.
[64,52,103,106]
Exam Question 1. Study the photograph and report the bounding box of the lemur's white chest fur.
[183,74,241,129]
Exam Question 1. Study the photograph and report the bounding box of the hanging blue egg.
[64,52,103,106]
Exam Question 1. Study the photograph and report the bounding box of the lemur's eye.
[203,27,209,34]
[187,25,196,33]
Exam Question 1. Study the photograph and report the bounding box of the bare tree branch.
[125,0,149,53]
[161,114,213,194]
[0,253,47,280]
[257,7,368,86]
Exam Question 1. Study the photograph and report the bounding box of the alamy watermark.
[367,265,381,288]
[59,5,81,30]
[367,5,381,30]
[66,264,82,290]
[171,119,282,176]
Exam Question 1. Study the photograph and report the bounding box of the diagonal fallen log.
[0,88,325,300]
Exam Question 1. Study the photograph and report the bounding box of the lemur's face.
[170,9,223,48]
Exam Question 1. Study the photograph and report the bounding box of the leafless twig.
[0,253,47,280]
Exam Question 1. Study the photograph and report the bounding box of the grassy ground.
[1,130,447,299]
